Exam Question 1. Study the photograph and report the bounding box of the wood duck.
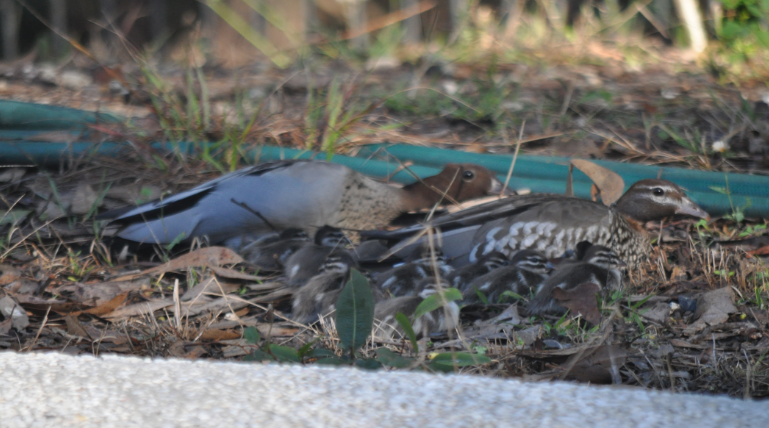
[527,244,625,316]
[365,179,709,266]
[241,228,310,271]
[284,226,349,288]
[374,278,460,338]
[461,249,550,305]
[291,251,375,324]
[98,160,504,245]
[445,251,508,292]
[374,249,453,297]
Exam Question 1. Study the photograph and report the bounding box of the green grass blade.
[414,288,462,320]
[395,312,419,353]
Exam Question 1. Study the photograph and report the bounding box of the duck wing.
[366,195,613,263]
[100,160,350,244]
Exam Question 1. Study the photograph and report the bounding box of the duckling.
[374,278,459,338]
[241,228,309,271]
[462,249,550,305]
[445,251,508,291]
[374,249,452,297]
[527,244,626,316]
[284,226,349,288]
[291,251,374,324]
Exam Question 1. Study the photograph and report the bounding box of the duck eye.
[463,170,475,180]
[653,188,664,196]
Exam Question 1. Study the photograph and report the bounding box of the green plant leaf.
[165,232,187,252]
[414,288,462,320]
[297,339,319,358]
[499,290,525,303]
[375,348,416,368]
[306,348,336,358]
[395,312,419,353]
[267,344,301,363]
[243,326,262,344]
[474,287,489,305]
[315,357,349,366]
[335,269,375,354]
[355,358,383,370]
[429,352,491,369]
[243,350,274,362]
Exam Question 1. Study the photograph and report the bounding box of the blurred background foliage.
[0,0,767,81]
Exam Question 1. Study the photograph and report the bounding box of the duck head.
[415,277,451,299]
[478,251,509,269]
[319,251,358,274]
[401,164,509,210]
[614,179,709,223]
[583,245,627,270]
[280,228,310,240]
[313,226,347,247]
[409,247,448,265]
[509,249,551,274]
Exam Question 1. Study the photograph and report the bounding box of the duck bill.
[675,197,710,221]
[490,178,516,196]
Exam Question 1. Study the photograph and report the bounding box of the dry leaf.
[590,183,600,202]
[561,345,628,384]
[231,307,249,318]
[104,298,174,319]
[552,282,601,325]
[684,287,737,334]
[0,168,26,183]
[176,295,249,318]
[640,302,671,324]
[251,287,294,303]
[246,281,283,292]
[64,315,90,339]
[209,265,261,281]
[167,341,208,359]
[83,292,128,316]
[70,183,98,215]
[181,276,239,301]
[106,184,162,205]
[487,304,522,325]
[0,296,29,330]
[571,159,625,205]
[464,143,488,154]
[115,247,244,280]
[747,245,769,257]
[199,329,241,341]
[0,317,12,335]
[0,264,21,286]
[58,278,149,306]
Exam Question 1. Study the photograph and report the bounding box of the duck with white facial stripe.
[364,179,709,267]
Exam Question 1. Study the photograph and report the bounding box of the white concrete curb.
[0,351,762,427]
